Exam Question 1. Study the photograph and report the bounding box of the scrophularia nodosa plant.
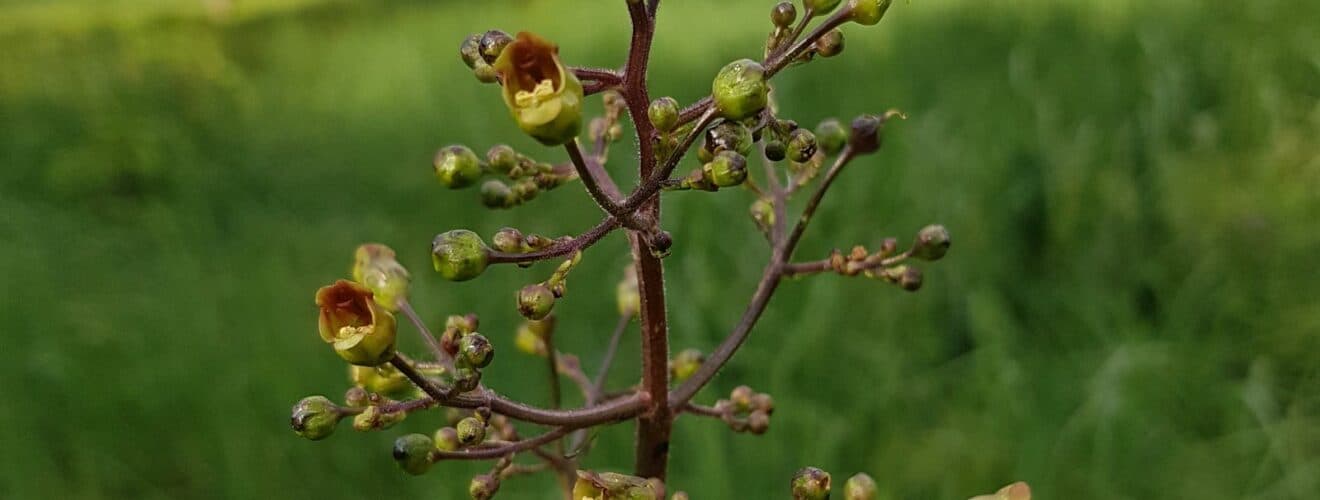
[290,1,1030,498]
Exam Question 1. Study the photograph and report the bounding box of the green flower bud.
[458,333,495,368]
[517,283,557,320]
[749,198,775,237]
[478,30,513,65]
[748,409,770,435]
[848,0,892,26]
[702,151,748,188]
[649,97,680,132]
[849,114,883,154]
[910,224,950,261]
[491,227,525,253]
[764,139,787,161]
[453,366,482,393]
[844,473,878,500]
[712,59,769,120]
[511,178,539,201]
[791,467,832,500]
[431,230,490,281]
[460,34,483,69]
[290,396,341,441]
[434,426,461,451]
[353,405,405,431]
[787,129,818,163]
[434,145,483,189]
[731,385,754,411]
[771,2,797,27]
[352,243,410,311]
[705,120,754,156]
[670,349,705,383]
[469,474,501,500]
[392,434,434,476]
[492,32,583,145]
[485,145,518,174]
[456,416,487,446]
[349,365,410,395]
[815,29,845,57]
[480,180,514,209]
[806,0,843,15]
[880,265,923,291]
[316,280,397,366]
[815,118,847,155]
[970,482,1032,500]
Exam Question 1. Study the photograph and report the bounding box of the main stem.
[623,0,672,481]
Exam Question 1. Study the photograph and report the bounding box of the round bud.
[705,120,754,156]
[485,144,518,174]
[771,2,797,27]
[517,284,557,320]
[478,30,513,65]
[511,178,539,201]
[456,416,487,446]
[791,467,832,500]
[453,366,481,393]
[748,410,770,435]
[431,230,491,281]
[459,34,483,69]
[815,29,845,57]
[844,473,878,500]
[910,224,950,261]
[670,349,705,383]
[648,97,681,132]
[290,396,341,441]
[458,333,495,368]
[764,139,787,161]
[787,129,818,163]
[434,426,461,451]
[645,230,674,258]
[752,393,775,414]
[446,314,480,333]
[434,145,483,189]
[703,150,749,188]
[749,197,775,236]
[712,59,769,120]
[344,386,369,407]
[730,385,754,410]
[814,118,847,155]
[470,474,501,500]
[848,0,892,26]
[805,0,843,15]
[849,114,883,154]
[491,227,525,254]
[392,434,434,475]
[882,265,923,291]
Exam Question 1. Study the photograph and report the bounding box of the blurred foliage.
[1,0,1318,498]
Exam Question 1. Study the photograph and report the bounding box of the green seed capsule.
[702,150,749,188]
[392,434,434,476]
[517,283,557,320]
[712,59,769,120]
[433,427,461,451]
[648,97,680,132]
[431,230,490,281]
[456,417,487,446]
[910,224,951,261]
[787,129,818,162]
[458,333,495,368]
[849,0,893,26]
[290,396,341,441]
[814,118,847,155]
[433,145,483,189]
[791,467,832,500]
[705,120,754,156]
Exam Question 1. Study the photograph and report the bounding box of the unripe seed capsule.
[787,129,818,162]
[517,283,557,320]
[431,230,491,281]
[392,434,434,475]
[712,59,769,120]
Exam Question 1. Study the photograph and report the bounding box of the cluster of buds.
[789,467,881,500]
[710,385,775,435]
[432,143,574,208]
[436,314,491,393]
[572,470,664,500]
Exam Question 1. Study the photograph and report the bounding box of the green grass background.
[2,0,1318,498]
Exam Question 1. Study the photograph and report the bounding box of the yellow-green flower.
[349,365,410,395]
[352,243,410,311]
[316,280,397,366]
[492,32,584,145]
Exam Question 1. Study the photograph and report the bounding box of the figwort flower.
[492,32,584,145]
[316,280,397,366]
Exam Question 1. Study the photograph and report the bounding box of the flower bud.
[669,349,705,383]
[712,59,769,120]
[447,313,480,333]
[771,2,797,27]
[316,280,397,366]
[791,467,832,500]
[970,482,1032,500]
[458,333,495,368]
[352,243,410,311]
[517,283,556,320]
[645,230,674,258]
[434,145,483,189]
[815,29,845,57]
[353,404,405,431]
[848,0,892,26]
[479,180,514,209]
[881,265,922,291]
[849,114,883,154]
[469,474,501,500]
[485,145,518,174]
[431,230,491,281]
[456,416,487,446]
[492,32,583,145]
[473,64,499,84]
[815,118,847,155]
[764,139,787,161]
[910,224,950,261]
[752,393,775,414]
[290,396,341,441]
[748,409,770,435]
[844,473,878,500]
[392,434,434,476]
[705,120,754,156]
[806,0,843,15]
[344,386,370,407]
[478,30,513,65]
[349,365,410,395]
[514,321,549,356]
[453,366,482,393]
[749,198,775,237]
[433,426,461,451]
[730,385,754,410]
[491,227,524,253]
[703,151,748,188]
[617,264,641,318]
[649,97,681,132]
[460,34,483,69]
[787,128,818,163]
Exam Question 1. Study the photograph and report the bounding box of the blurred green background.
[2,0,1318,498]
